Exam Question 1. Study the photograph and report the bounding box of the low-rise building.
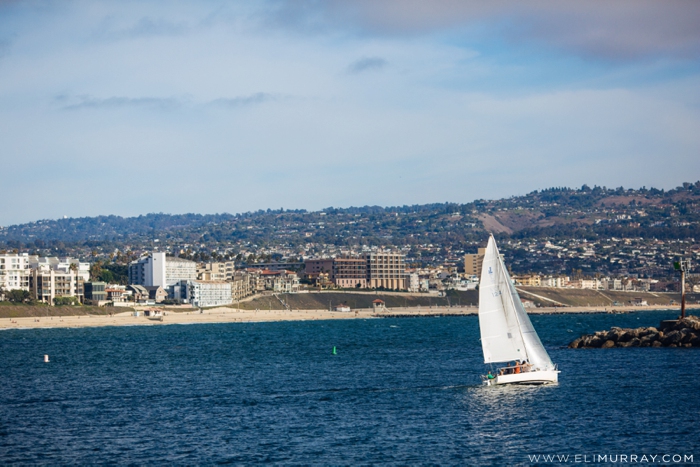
[541,276,568,288]
[84,282,107,303]
[185,280,233,308]
[518,275,542,287]
[106,285,127,303]
[260,270,300,293]
[630,297,649,306]
[127,284,151,302]
[579,279,601,290]
[145,286,167,303]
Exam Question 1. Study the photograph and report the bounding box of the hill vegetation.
[1,181,698,278]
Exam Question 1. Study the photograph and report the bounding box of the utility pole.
[674,258,692,320]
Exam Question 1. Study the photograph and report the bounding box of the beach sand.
[1,303,698,330]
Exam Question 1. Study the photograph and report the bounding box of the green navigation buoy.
[332,346,337,355]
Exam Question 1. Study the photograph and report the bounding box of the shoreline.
[1,304,698,330]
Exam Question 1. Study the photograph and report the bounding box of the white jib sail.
[478,236,554,370]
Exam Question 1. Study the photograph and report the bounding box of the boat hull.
[485,370,559,386]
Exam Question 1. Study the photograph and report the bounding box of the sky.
[1,0,699,226]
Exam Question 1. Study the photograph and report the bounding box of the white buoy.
[44,355,49,363]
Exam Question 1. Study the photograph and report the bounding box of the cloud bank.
[267,0,700,61]
[0,1,698,226]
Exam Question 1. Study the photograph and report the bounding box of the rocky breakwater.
[569,315,700,349]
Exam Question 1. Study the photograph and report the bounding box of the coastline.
[1,304,698,330]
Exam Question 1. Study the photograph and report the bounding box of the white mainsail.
[478,236,554,370]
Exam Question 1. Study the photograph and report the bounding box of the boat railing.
[495,363,535,375]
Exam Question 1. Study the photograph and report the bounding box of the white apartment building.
[599,278,623,290]
[541,276,568,288]
[579,279,602,290]
[408,272,420,292]
[0,253,31,291]
[186,280,233,308]
[0,253,90,303]
[129,253,197,287]
[29,256,90,281]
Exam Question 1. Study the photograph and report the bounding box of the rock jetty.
[569,315,700,348]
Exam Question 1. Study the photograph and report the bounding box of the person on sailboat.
[487,371,495,380]
[514,361,521,374]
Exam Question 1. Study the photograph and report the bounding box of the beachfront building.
[145,286,167,303]
[127,284,150,302]
[333,257,367,288]
[128,252,197,287]
[260,270,300,293]
[304,254,406,290]
[174,280,232,308]
[244,269,267,293]
[0,253,31,292]
[1,254,93,304]
[365,252,407,290]
[105,285,127,303]
[304,258,334,285]
[84,282,107,303]
[231,271,254,302]
[30,268,85,304]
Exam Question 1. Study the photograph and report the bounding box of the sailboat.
[478,235,559,386]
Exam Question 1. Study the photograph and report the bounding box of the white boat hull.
[484,370,559,386]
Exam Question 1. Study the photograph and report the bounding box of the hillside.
[1,181,699,278]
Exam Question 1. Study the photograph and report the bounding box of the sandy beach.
[1,304,698,330]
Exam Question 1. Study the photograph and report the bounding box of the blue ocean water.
[1,310,698,465]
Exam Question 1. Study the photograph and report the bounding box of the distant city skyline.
[1,1,699,226]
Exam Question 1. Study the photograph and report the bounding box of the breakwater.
[569,315,700,348]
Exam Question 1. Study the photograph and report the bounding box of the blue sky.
[1,0,699,226]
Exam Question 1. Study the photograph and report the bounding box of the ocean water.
[1,310,698,465]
